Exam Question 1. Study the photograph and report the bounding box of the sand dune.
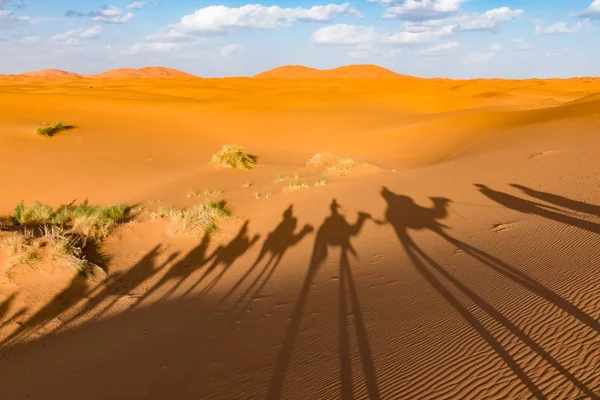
[19,69,82,78]
[0,66,599,399]
[87,66,197,79]
[254,64,407,79]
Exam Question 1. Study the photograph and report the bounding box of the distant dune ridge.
[19,69,82,78]
[253,64,409,79]
[87,67,197,79]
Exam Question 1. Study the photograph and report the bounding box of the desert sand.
[0,65,599,399]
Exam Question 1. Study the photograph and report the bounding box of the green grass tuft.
[36,122,69,137]
[151,200,230,236]
[210,145,257,169]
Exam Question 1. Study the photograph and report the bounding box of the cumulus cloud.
[312,24,375,44]
[545,48,570,57]
[575,0,600,18]
[0,9,29,29]
[464,52,493,64]
[383,0,465,21]
[512,38,532,51]
[16,35,41,46]
[51,26,101,46]
[418,41,459,54]
[383,24,454,44]
[168,3,360,36]
[89,5,133,23]
[122,41,183,55]
[220,43,243,57]
[535,20,590,34]
[127,2,144,9]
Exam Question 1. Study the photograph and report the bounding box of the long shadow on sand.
[476,184,600,234]
[378,187,599,399]
[267,199,380,400]
[510,183,600,218]
[216,206,313,319]
[180,221,260,299]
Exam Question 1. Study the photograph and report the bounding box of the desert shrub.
[306,153,364,176]
[36,122,67,137]
[274,174,290,183]
[210,145,257,169]
[10,200,131,244]
[284,182,309,192]
[151,201,230,236]
[1,227,94,277]
[315,178,328,186]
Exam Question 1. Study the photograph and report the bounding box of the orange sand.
[0,65,599,399]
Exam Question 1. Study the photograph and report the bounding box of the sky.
[0,0,599,78]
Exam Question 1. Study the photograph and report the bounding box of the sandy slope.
[0,68,599,399]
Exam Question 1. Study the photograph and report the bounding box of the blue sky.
[0,0,598,78]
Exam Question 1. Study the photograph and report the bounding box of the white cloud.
[383,0,465,21]
[220,43,243,57]
[89,5,133,24]
[489,43,502,51]
[575,0,600,18]
[535,20,589,34]
[312,24,375,44]
[51,26,101,46]
[418,41,459,55]
[512,38,532,51]
[545,48,570,57]
[171,3,360,35]
[464,52,493,64]
[122,41,183,55]
[0,9,30,29]
[384,24,454,44]
[454,7,523,32]
[127,2,144,9]
[348,43,398,59]
[17,35,42,46]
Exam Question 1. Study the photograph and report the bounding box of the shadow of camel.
[475,184,600,234]
[378,187,599,399]
[510,183,600,218]
[181,221,260,298]
[4,275,90,344]
[216,205,313,315]
[63,246,178,326]
[130,234,215,308]
[267,199,380,400]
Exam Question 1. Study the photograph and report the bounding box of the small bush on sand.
[210,145,257,169]
[284,182,309,192]
[3,200,131,278]
[1,227,95,278]
[315,178,328,187]
[36,122,68,137]
[151,201,230,236]
[11,200,131,244]
[306,152,364,176]
[274,174,290,183]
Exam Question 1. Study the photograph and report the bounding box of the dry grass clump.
[204,188,224,196]
[1,200,133,278]
[284,182,309,192]
[1,227,95,278]
[306,152,364,176]
[274,173,290,183]
[210,145,257,169]
[151,201,230,236]
[11,201,131,244]
[35,122,69,137]
[315,178,328,187]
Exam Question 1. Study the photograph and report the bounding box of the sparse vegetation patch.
[210,145,257,169]
[150,201,230,236]
[306,152,367,176]
[284,182,309,192]
[35,122,70,137]
[1,200,133,278]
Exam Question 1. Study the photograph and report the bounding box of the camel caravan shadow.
[1,184,599,398]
